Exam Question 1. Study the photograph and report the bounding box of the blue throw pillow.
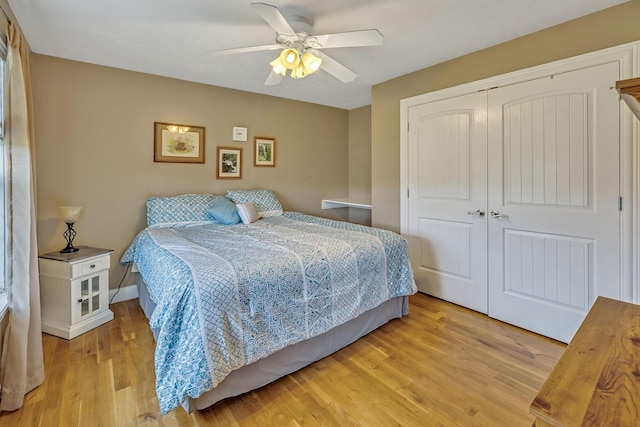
[205,197,241,225]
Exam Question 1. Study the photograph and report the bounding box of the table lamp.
[59,206,83,253]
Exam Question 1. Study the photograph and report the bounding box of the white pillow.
[236,203,260,224]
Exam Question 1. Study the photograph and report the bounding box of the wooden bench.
[530,296,640,426]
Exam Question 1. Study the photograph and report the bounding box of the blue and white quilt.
[121,212,416,413]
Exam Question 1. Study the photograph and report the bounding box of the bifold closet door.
[487,61,621,342]
[406,61,622,342]
[407,91,488,313]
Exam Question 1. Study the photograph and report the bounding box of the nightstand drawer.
[73,256,110,278]
[39,247,113,280]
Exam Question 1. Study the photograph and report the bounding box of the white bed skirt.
[137,277,409,412]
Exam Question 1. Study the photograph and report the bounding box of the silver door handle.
[490,210,508,219]
[467,209,485,217]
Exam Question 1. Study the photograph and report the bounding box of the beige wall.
[31,55,350,289]
[348,105,372,226]
[371,0,640,232]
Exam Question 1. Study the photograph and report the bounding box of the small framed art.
[232,126,248,142]
[254,137,276,167]
[154,122,205,163]
[217,146,242,179]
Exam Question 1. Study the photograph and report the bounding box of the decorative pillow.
[225,189,283,217]
[236,203,260,224]
[205,197,241,225]
[146,193,220,226]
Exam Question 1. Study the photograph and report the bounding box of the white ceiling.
[8,0,628,110]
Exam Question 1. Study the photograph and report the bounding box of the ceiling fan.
[209,2,384,86]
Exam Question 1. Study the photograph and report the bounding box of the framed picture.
[254,137,276,167]
[154,122,205,163]
[232,126,248,142]
[217,146,242,179]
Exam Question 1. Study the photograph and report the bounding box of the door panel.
[487,61,620,342]
[503,92,589,207]
[407,92,488,313]
[502,230,592,310]
[418,218,472,279]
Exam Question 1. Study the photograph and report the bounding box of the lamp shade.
[291,64,307,79]
[270,58,286,75]
[302,52,322,74]
[279,48,300,70]
[59,206,83,223]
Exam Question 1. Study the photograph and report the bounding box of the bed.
[121,191,417,414]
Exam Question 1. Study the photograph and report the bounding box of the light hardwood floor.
[0,293,565,426]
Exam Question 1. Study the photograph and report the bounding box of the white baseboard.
[109,284,139,304]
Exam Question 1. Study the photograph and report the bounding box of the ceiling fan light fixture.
[302,52,322,74]
[270,58,286,75]
[279,48,300,69]
[291,64,307,79]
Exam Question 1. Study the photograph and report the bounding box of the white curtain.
[0,22,44,412]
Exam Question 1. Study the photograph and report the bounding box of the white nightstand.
[38,246,114,339]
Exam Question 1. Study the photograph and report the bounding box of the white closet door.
[407,92,488,313]
[487,61,621,342]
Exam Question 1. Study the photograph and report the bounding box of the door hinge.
[407,122,410,132]
[407,188,410,198]
[619,196,623,211]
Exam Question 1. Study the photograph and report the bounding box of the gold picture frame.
[154,122,205,163]
[254,137,276,167]
[217,146,242,179]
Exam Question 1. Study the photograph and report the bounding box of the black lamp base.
[60,222,79,254]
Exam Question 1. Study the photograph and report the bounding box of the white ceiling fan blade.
[315,51,357,83]
[209,44,282,56]
[311,29,383,49]
[250,2,296,36]
[265,70,284,86]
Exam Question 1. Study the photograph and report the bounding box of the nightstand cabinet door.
[71,269,108,324]
[39,247,114,339]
